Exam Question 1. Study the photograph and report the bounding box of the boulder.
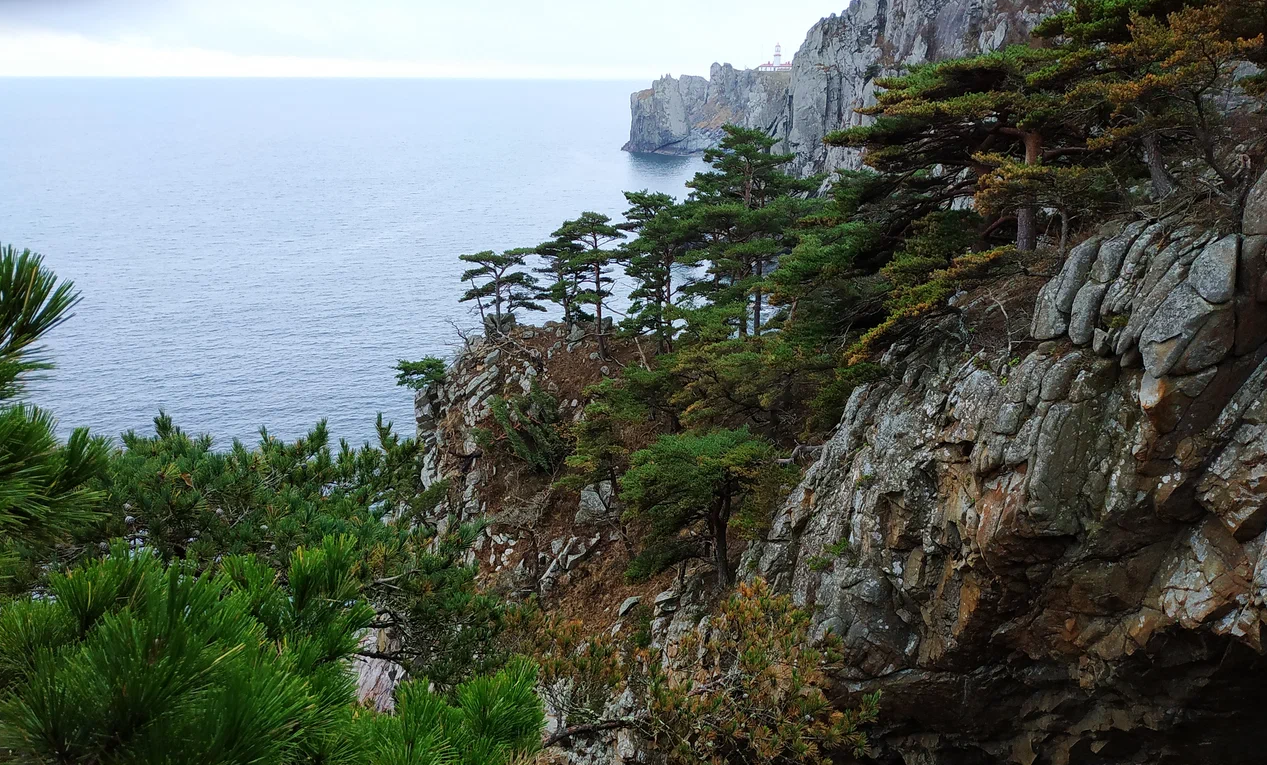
[1031,237,1102,340]
[1243,170,1267,236]
[575,481,619,525]
[1140,284,1233,376]
[1188,235,1238,304]
[618,596,642,616]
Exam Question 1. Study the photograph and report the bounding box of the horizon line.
[0,74,662,82]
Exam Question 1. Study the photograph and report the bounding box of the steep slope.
[623,64,790,154]
[772,0,1061,177]
[624,0,1060,174]
[394,173,1267,764]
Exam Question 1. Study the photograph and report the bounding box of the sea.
[0,78,704,446]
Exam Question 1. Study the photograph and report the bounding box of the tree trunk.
[1142,133,1177,200]
[493,278,503,334]
[752,258,763,336]
[471,279,488,327]
[711,493,733,588]
[1016,132,1043,252]
[594,262,606,359]
[660,260,673,353]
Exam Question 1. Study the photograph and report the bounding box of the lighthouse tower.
[757,44,793,72]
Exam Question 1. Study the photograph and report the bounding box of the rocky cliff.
[623,63,791,154]
[625,0,1059,174]
[386,173,1267,764]
[736,201,1267,762]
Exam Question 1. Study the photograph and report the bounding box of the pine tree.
[533,237,587,327]
[552,212,626,358]
[100,412,508,693]
[458,248,545,335]
[620,428,793,587]
[365,659,544,765]
[682,127,820,336]
[0,245,109,596]
[1066,1,1267,216]
[688,126,814,209]
[0,536,374,763]
[618,191,695,353]
[827,46,1100,251]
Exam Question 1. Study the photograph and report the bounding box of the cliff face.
[624,0,1059,173]
[598,178,1267,764]
[772,0,1061,177]
[622,64,790,154]
[738,205,1267,762]
[389,174,1267,764]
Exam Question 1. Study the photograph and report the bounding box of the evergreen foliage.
[364,659,544,765]
[0,245,109,597]
[0,537,372,764]
[458,249,545,335]
[533,238,588,327]
[620,429,795,587]
[476,384,571,474]
[550,212,626,357]
[98,413,505,692]
[617,190,693,352]
[395,356,447,390]
[560,378,649,496]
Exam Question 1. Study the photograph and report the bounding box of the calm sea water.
[0,78,703,445]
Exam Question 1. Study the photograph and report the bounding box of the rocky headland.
[622,63,791,155]
[383,175,1267,764]
[625,0,1060,176]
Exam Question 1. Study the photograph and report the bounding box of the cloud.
[0,0,840,78]
[0,27,655,78]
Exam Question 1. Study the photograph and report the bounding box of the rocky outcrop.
[772,0,1060,177]
[534,176,1267,763]
[622,63,790,154]
[627,0,1060,173]
[381,172,1267,761]
[726,184,1267,763]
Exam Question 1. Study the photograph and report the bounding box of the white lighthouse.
[757,44,793,72]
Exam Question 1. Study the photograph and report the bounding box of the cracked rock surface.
[733,183,1267,764]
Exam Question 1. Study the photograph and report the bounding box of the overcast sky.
[0,0,845,79]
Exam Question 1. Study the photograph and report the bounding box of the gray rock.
[1040,352,1084,401]
[1140,283,1229,376]
[1090,220,1149,283]
[575,481,618,525]
[624,64,791,155]
[618,596,642,616]
[1189,235,1239,304]
[1032,237,1102,340]
[1093,327,1115,356]
[1175,306,1236,375]
[1069,282,1109,346]
[1057,237,1103,308]
[653,588,680,616]
[1118,256,1191,357]
[1244,171,1267,236]
[1031,278,1069,340]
